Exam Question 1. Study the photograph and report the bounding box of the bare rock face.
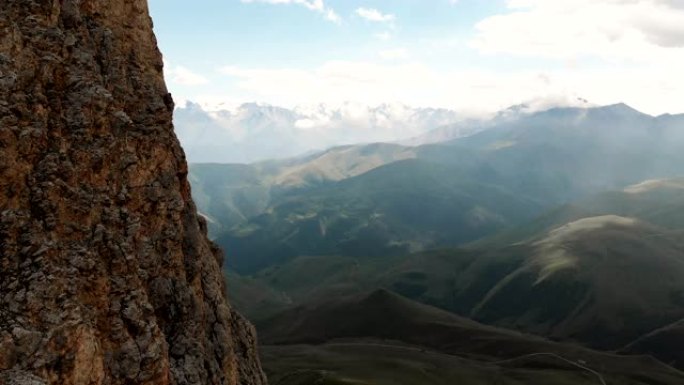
[0,1,267,384]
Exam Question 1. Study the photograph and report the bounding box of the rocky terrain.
[0,1,265,384]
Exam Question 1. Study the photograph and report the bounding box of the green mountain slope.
[192,105,684,384]
[623,318,684,371]
[437,104,684,205]
[189,143,415,232]
[259,290,684,385]
[230,214,684,350]
[192,105,684,275]
[220,159,541,273]
[471,177,684,249]
[465,216,684,348]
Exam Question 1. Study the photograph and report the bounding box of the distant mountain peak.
[499,96,594,118]
[599,102,644,114]
[174,101,462,163]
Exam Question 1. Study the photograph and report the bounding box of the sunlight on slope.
[531,215,638,283]
[272,145,416,187]
[623,178,684,194]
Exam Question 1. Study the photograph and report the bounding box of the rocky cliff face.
[0,1,266,384]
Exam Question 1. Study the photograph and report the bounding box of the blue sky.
[148,0,684,115]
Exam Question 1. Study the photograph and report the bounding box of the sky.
[148,0,684,116]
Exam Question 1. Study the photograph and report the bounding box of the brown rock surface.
[0,1,267,384]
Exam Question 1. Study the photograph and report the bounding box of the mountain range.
[190,103,684,273]
[230,182,684,348]
[187,102,684,384]
[175,101,466,163]
[225,177,684,383]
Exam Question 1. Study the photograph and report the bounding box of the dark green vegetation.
[623,318,684,371]
[192,104,684,274]
[260,291,684,385]
[264,342,677,385]
[188,104,684,384]
[235,214,684,350]
[189,143,415,237]
[222,160,541,273]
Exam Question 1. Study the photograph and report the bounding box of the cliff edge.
[0,1,266,384]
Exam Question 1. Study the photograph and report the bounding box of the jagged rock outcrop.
[0,1,266,384]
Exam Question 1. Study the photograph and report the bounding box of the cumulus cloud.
[218,58,684,116]
[472,0,684,59]
[170,0,684,117]
[356,7,396,23]
[241,0,340,23]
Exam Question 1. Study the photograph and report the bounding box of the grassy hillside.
[219,159,541,273]
[189,143,416,232]
[195,105,684,384]
[193,105,684,276]
[624,318,684,370]
[264,342,684,385]
[466,216,684,348]
[470,177,684,249]
[230,215,684,350]
[259,290,684,385]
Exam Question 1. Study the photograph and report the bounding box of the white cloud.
[164,63,208,86]
[462,0,684,115]
[471,0,684,59]
[168,0,684,117]
[356,7,396,23]
[325,8,341,23]
[241,0,340,23]
[218,59,684,116]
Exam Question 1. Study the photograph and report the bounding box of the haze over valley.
[184,101,684,384]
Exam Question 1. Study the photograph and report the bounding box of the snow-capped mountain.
[173,102,462,163]
[402,96,594,146]
[173,97,597,164]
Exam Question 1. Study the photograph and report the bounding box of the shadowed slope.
[259,290,684,385]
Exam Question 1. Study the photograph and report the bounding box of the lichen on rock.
[0,1,266,384]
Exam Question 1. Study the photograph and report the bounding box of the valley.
[188,104,684,384]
